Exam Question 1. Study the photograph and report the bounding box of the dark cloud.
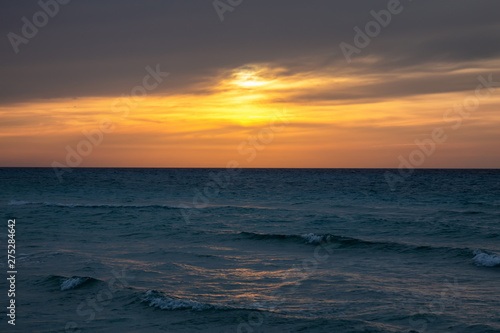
[1,0,499,104]
[290,69,500,103]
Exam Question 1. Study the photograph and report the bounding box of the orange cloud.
[1,62,500,168]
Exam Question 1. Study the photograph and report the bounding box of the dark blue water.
[1,168,499,332]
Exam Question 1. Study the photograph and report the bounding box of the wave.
[60,276,98,291]
[239,232,476,257]
[8,200,281,211]
[8,200,292,215]
[206,204,284,211]
[241,232,500,269]
[8,200,179,209]
[142,290,232,311]
[472,250,500,267]
[241,231,385,247]
[38,275,100,291]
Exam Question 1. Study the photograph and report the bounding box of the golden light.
[4,60,500,168]
[231,67,271,88]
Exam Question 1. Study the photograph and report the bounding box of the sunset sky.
[1,0,499,168]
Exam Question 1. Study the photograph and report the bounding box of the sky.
[1,0,499,168]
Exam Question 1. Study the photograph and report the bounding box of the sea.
[1,168,499,332]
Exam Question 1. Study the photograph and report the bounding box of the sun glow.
[231,67,273,88]
[2,61,500,168]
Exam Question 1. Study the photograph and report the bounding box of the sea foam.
[60,277,92,291]
[473,250,500,267]
[301,233,332,244]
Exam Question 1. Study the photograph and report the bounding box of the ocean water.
[1,168,499,333]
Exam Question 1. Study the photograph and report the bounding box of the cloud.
[1,0,500,104]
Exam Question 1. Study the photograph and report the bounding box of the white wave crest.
[61,277,90,291]
[301,233,331,244]
[473,250,500,267]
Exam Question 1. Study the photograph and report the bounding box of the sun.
[231,67,271,88]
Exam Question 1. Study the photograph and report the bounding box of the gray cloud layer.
[1,0,500,104]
